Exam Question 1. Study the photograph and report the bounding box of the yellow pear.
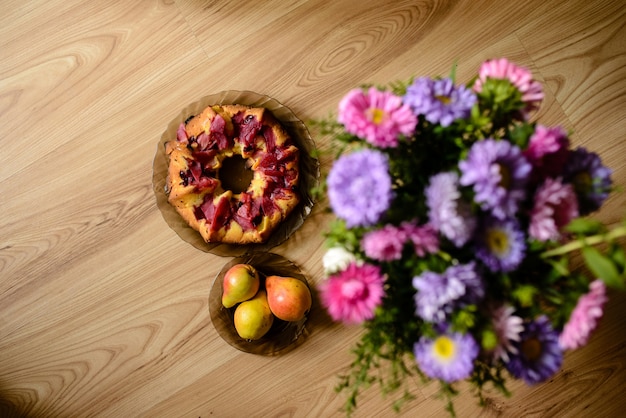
[233,290,274,340]
[221,263,260,308]
[265,275,312,322]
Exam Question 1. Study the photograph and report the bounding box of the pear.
[265,275,312,322]
[221,263,260,308]
[233,290,274,340]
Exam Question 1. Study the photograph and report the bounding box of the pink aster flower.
[319,262,385,325]
[474,58,544,116]
[559,280,608,350]
[400,221,439,257]
[491,305,524,363]
[338,87,417,148]
[529,177,579,242]
[361,224,407,262]
[524,125,571,181]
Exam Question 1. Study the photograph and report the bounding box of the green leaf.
[565,218,604,235]
[581,246,624,289]
[512,285,536,307]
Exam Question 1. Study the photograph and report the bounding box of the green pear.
[233,290,274,340]
[265,275,312,322]
[221,263,260,308]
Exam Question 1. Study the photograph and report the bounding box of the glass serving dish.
[152,91,320,257]
[208,253,311,355]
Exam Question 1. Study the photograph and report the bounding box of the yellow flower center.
[521,337,543,362]
[432,336,456,362]
[498,163,512,190]
[435,95,452,105]
[572,171,592,195]
[486,228,509,256]
[368,108,386,125]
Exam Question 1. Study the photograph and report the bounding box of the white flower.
[323,247,357,275]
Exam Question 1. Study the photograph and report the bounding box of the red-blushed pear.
[265,275,312,322]
[233,290,274,340]
[221,264,260,308]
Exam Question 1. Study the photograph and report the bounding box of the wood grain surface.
[1,0,625,417]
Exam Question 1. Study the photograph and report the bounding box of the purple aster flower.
[327,149,393,227]
[506,316,563,385]
[564,147,612,214]
[529,177,579,242]
[413,262,484,322]
[425,171,477,247]
[459,138,532,219]
[400,221,439,257]
[404,77,477,127]
[338,87,417,148]
[476,216,526,273]
[361,224,407,262]
[414,330,479,382]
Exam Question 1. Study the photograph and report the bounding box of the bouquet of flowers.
[311,58,626,415]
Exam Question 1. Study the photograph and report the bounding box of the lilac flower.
[413,262,484,322]
[529,177,579,242]
[414,330,479,382]
[319,262,385,324]
[459,138,532,219]
[404,77,477,127]
[476,216,526,273]
[338,87,417,148]
[564,147,612,214]
[491,305,524,363]
[327,149,393,227]
[361,224,407,262]
[400,221,439,257]
[425,172,477,247]
[506,316,563,385]
[559,280,607,350]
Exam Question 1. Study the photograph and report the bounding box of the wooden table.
[2,1,625,416]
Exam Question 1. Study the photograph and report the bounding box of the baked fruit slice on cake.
[165,104,300,244]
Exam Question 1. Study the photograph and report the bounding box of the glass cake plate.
[152,91,320,257]
[208,253,311,355]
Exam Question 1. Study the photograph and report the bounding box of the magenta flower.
[524,125,571,181]
[473,58,544,116]
[529,177,579,242]
[319,262,385,324]
[338,87,417,148]
[559,280,607,350]
[361,224,407,262]
[400,221,439,257]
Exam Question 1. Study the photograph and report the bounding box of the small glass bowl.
[208,252,311,355]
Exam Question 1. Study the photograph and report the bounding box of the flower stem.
[541,225,626,259]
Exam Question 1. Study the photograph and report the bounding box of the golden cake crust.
[165,104,300,244]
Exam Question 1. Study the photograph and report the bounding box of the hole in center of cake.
[219,155,254,194]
